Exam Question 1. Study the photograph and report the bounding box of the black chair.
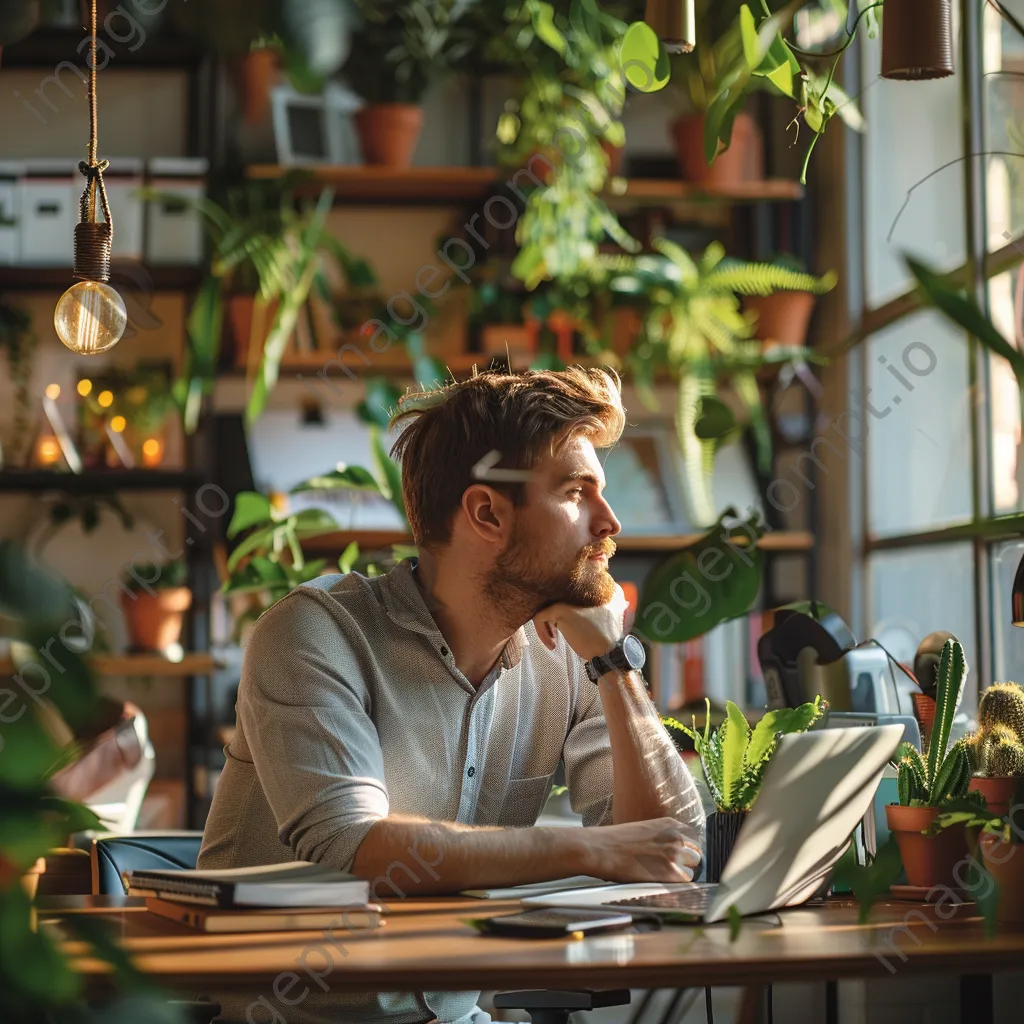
[494,989,631,1024]
[82,830,204,894]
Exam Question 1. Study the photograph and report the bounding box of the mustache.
[581,539,617,559]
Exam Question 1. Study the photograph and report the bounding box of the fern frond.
[704,261,838,297]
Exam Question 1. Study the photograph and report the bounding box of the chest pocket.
[499,773,554,828]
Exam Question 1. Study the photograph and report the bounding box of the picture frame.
[271,83,363,166]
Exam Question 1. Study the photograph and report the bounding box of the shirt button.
[440,645,449,657]
[467,766,475,777]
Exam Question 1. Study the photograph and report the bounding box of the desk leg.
[960,974,993,1024]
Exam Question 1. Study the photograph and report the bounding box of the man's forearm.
[350,815,592,897]
[598,670,704,835]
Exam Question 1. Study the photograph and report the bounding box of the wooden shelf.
[0,265,202,292]
[246,165,804,206]
[605,178,804,203]
[0,470,202,494]
[246,165,499,204]
[299,529,814,557]
[0,652,217,678]
[0,29,204,68]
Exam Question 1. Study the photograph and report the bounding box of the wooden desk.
[41,895,1014,1020]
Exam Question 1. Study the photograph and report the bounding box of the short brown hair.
[389,366,625,548]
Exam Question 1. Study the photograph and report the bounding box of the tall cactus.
[897,637,970,805]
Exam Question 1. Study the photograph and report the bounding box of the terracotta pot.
[353,104,424,168]
[240,48,278,124]
[981,832,1024,924]
[601,139,625,177]
[972,776,1018,818]
[881,0,953,80]
[744,291,816,348]
[670,111,764,187]
[886,804,969,889]
[121,587,192,653]
[228,295,281,372]
[706,810,748,883]
[911,693,937,748]
[21,858,46,902]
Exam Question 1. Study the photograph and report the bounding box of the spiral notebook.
[127,861,371,909]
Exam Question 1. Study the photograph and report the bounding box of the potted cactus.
[664,695,826,882]
[886,637,974,889]
[965,682,1024,816]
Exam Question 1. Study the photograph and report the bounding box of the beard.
[484,518,618,618]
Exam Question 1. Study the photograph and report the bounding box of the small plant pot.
[353,104,424,168]
[706,810,748,883]
[122,587,192,653]
[881,0,954,80]
[670,112,764,187]
[971,776,1018,818]
[980,832,1024,924]
[239,47,278,125]
[911,692,937,748]
[885,804,969,889]
[229,295,283,372]
[601,139,625,177]
[744,291,817,348]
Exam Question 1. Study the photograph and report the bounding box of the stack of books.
[127,861,383,934]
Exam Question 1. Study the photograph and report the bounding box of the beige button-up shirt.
[200,560,703,1023]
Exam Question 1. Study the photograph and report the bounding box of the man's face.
[486,434,621,613]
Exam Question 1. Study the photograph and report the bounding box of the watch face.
[622,635,646,669]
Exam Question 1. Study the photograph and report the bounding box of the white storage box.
[104,157,145,261]
[0,161,23,265]
[145,157,209,265]
[20,159,77,266]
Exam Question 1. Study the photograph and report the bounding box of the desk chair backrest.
[90,831,204,894]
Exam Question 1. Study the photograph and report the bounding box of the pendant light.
[53,0,127,355]
[881,0,954,80]
[644,0,696,54]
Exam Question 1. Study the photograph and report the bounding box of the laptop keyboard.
[602,886,718,913]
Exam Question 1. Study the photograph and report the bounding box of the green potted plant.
[602,239,836,526]
[0,540,186,1023]
[0,298,37,469]
[148,172,374,431]
[120,558,192,654]
[742,251,825,348]
[964,682,1024,817]
[663,695,826,881]
[887,637,976,889]
[342,0,476,167]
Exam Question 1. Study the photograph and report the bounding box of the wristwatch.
[584,635,646,683]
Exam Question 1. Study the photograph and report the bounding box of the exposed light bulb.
[54,280,127,355]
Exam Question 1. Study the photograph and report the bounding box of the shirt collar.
[379,560,528,670]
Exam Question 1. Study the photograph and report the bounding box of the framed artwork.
[271,83,362,166]
[601,422,690,534]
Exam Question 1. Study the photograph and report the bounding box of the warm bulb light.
[77,378,93,396]
[141,437,163,466]
[97,389,113,408]
[44,383,61,400]
[54,280,127,355]
[110,415,126,432]
[35,436,61,466]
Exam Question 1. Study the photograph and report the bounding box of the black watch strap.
[584,635,645,683]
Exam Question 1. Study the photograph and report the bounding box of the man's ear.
[461,484,513,543]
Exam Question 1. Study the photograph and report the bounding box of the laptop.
[523,724,904,924]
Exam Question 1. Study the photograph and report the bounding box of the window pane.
[861,10,965,306]
[866,311,972,537]
[987,270,1024,513]
[984,1,1024,250]
[991,540,1024,684]
[868,544,978,714]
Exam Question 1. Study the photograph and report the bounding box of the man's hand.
[577,817,703,883]
[532,584,628,663]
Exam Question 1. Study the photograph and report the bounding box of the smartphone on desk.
[476,907,636,939]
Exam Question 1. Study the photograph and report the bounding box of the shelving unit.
[0,266,203,292]
[0,470,203,494]
[0,28,205,68]
[0,652,217,678]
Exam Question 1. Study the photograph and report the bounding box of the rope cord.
[77,0,113,239]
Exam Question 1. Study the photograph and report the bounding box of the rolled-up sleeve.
[561,657,615,827]
[237,589,389,872]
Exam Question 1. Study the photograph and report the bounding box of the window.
[850,0,1024,705]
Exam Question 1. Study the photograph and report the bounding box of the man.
[200,366,705,1024]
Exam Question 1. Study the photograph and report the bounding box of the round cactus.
[978,682,1024,741]
[970,723,1019,776]
[990,730,1024,777]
